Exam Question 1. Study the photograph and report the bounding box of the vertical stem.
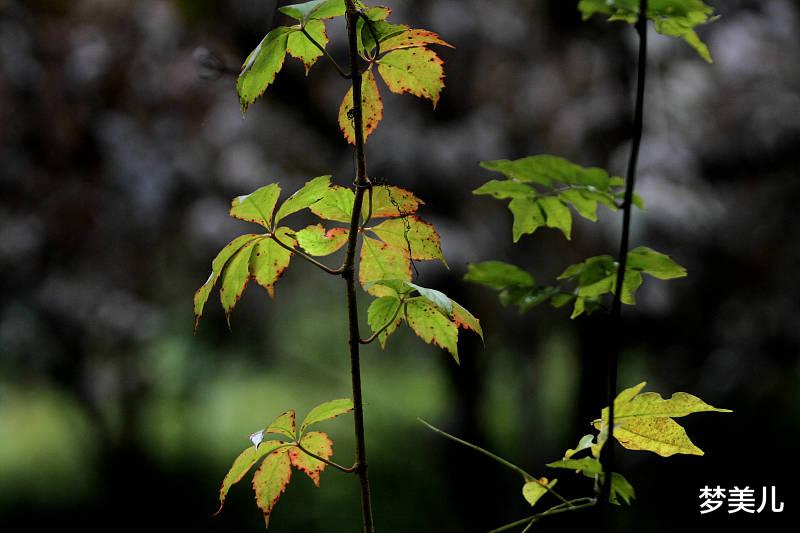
[600,0,648,505]
[342,1,376,532]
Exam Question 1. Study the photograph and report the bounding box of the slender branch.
[343,2,376,532]
[360,298,403,344]
[600,0,648,504]
[294,441,356,474]
[300,26,351,79]
[269,233,343,275]
[418,419,573,508]
[488,498,597,533]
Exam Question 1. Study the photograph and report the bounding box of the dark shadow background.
[1,0,798,531]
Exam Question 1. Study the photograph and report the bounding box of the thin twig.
[487,498,597,533]
[269,233,343,276]
[360,298,404,344]
[600,0,648,505]
[418,419,573,508]
[295,441,356,474]
[301,26,351,79]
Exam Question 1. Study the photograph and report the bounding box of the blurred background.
[1,0,798,531]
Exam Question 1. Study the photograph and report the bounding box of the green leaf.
[627,246,687,279]
[194,234,262,332]
[286,21,328,74]
[369,216,446,264]
[501,286,561,313]
[358,18,407,56]
[266,410,297,440]
[288,431,333,487]
[522,478,558,508]
[408,282,453,315]
[381,29,454,52]
[464,261,534,290]
[508,198,545,242]
[295,224,349,256]
[275,176,332,223]
[559,189,599,222]
[250,228,296,298]
[310,185,355,223]
[563,434,596,460]
[452,301,483,340]
[278,0,345,24]
[363,185,424,219]
[253,447,293,528]
[406,297,459,362]
[473,180,534,200]
[610,472,636,505]
[605,387,733,421]
[368,295,403,348]
[238,27,293,112]
[230,184,282,228]
[300,398,354,432]
[620,269,643,305]
[578,0,716,62]
[359,235,411,296]
[365,279,415,297]
[481,155,611,188]
[546,457,602,477]
[220,238,259,322]
[378,47,446,107]
[339,68,384,144]
[215,440,285,515]
[537,196,572,240]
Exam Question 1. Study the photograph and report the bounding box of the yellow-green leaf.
[230,184,282,228]
[406,298,459,362]
[452,301,483,340]
[194,234,262,332]
[310,185,355,223]
[215,440,285,515]
[522,478,558,508]
[274,175,332,224]
[296,224,349,256]
[369,216,446,264]
[220,238,259,322]
[368,295,403,348]
[380,29,454,52]
[279,0,345,24]
[378,47,445,107]
[338,69,384,145]
[237,27,292,112]
[359,235,411,296]
[253,447,293,528]
[362,185,424,219]
[249,228,295,298]
[266,409,297,440]
[288,431,333,487]
[287,21,328,74]
[537,196,572,240]
[508,198,545,242]
[300,398,354,433]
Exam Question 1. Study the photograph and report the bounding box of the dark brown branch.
[343,2,376,532]
[600,0,648,505]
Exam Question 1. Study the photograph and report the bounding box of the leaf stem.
[487,498,597,533]
[418,419,572,507]
[358,11,381,62]
[269,233,343,276]
[300,26,352,79]
[294,441,356,474]
[343,2,376,532]
[360,298,404,344]
[600,0,648,505]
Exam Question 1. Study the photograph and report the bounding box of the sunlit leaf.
[278,0,345,24]
[289,431,333,487]
[381,29,454,52]
[310,186,355,223]
[368,295,403,348]
[508,198,545,242]
[378,47,446,107]
[339,68,384,144]
[253,447,293,528]
[238,27,293,112]
[250,228,296,298]
[363,185,424,219]
[230,184,282,228]
[627,246,687,279]
[369,216,446,265]
[265,410,297,440]
[275,176,332,224]
[452,301,483,340]
[408,282,452,315]
[537,196,572,240]
[286,20,328,74]
[472,180,534,200]
[300,398,354,432]
[296,224,349,256]
[546,457,602,477]
[406,297,459,362]
[215,440,285,515]
[359,235,411,296]
[220,238,259,322]
[522,478,558,508]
